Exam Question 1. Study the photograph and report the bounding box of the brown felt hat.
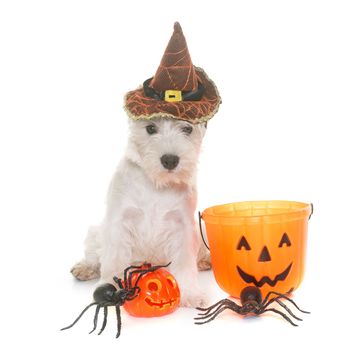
[124,22,221,124]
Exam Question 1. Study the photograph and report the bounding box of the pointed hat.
[124,22,221,124]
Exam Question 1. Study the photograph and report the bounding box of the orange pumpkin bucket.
[199,200,313,298]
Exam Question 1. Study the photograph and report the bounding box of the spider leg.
[60,302,98,331]
[196,299,235,316]
[259,307,298,326]
[195,300,242,321]
[89,305,101,334]
[123,265,143,289]
[262,299,303,321]
[126,286,141,301]
[115,305,122,338]
[97,306,108,335]
[261,290,281,306]
[128,262,171,291]
[195,304,242,325]
[113,276,124,289]
[262,291,310,314]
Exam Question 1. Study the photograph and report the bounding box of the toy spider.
[195,286,310,326]
[61,262,171,338]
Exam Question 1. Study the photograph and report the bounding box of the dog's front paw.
[180,289,208,308]
[70,261,100,281]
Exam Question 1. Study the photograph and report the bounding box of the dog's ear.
[197,122,207,138]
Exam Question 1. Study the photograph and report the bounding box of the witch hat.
[124,22,221,124]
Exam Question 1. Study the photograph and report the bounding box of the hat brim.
[124,67,221,124]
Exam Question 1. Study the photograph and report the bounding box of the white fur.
[71,117,208,307]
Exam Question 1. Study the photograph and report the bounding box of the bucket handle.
[309,203,314,220]
[198,211,210,251]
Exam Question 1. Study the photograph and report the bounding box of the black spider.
[195,286,310,326]
[61,262,170,338]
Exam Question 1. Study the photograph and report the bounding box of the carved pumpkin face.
[123,264,180,317]
[233,229,300,297]
[202,201,312,298]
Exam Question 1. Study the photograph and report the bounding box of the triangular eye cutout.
[279,233,291,247]
[237,236,251,250]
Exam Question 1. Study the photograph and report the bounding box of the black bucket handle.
[198,211,210,251]
[309,203,314,220]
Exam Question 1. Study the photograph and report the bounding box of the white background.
[1,0,349,349]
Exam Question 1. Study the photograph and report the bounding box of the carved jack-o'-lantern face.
[235,231,295,296]
[202,201,312,298]
[123,264,180,317]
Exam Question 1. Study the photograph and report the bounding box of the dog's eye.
[146,124,158,135]
[182,125,193,135]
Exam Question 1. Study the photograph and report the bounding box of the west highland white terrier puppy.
[70,21,221,308]
[71,117,210,307]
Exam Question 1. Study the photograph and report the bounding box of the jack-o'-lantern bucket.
[199,201,313,298]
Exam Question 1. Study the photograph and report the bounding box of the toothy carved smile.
[237,263,292,287]
[145,297,177,309]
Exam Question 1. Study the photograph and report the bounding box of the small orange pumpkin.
[123,263,180,317]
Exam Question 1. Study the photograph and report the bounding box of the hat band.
[143,78,205,102]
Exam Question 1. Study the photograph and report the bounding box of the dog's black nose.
[160,154,179,170]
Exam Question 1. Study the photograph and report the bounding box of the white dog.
[71,117,210,307]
